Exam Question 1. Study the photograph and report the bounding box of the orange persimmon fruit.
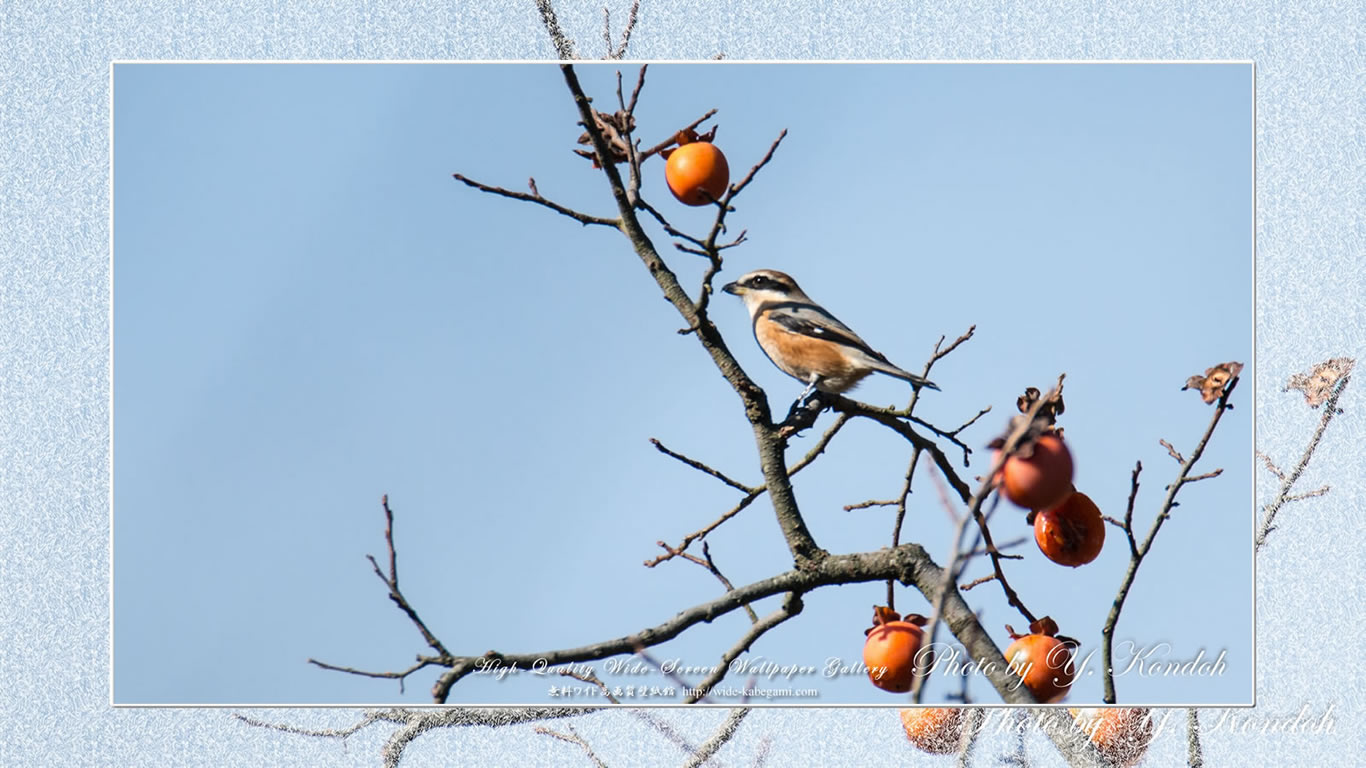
[899,708,966,754]
[1005,618,1077,703]
[1070,708,1155,767]
[863,606,927,694]
[1033,490,1105,567]
[999,433,1074,510]
[664,141,729,206]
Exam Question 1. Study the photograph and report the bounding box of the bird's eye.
[749,276,769,288]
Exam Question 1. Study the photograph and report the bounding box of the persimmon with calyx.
[1070,708,1155,767]
[1032,490,1105,566]
[899,708,966,754]
[663,139,729,206]
[863,606,927,693]
[1004,617,1077,703]
[997,431,1074,511]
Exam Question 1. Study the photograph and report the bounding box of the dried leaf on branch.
[1284,357,1354,408]
[1182,361,1244,404]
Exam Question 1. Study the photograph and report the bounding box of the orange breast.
[755,314,868,392]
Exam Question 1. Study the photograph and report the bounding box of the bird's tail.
[873,361,940,391]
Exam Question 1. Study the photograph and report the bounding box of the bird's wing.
[763,302,893,365]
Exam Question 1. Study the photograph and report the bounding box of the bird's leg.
[789,376,826,418]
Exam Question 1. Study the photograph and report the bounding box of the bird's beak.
[722,281,742,296]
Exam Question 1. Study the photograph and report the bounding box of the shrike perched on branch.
[722,269,938,402]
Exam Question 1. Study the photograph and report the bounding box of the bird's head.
[721,269,808,313]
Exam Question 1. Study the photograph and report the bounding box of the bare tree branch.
[829,397,972,503]
[1123,461,1142,557]
[419,540,1044,705]
[956,707,987,767]
[650,437,757,493]
[683,708,752,768]
[535,0,578,59]
[684,593,802,702]
[639,109,719,158]
[607,0,640,59]
[913,467,998,702]
[1102,376,1239,703]
[644,414,853,568]
[559,666,620,704]
[452,174,620,228]
[558,64,824,567]
[1283,486,1330,503]
[237,708,597,768]
[307,496,452,693]
[1257,370,1351,549]
[1255,449,1285,480]
[537,723,608,768]
[885,446,923,608]
[1187,708,1205,767]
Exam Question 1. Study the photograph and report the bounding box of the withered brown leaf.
[1015,386,1065,419]
[1285,357,1355,408]
[989,384,1066,457]
[574,109,635,166]
[1182,361,1244,404]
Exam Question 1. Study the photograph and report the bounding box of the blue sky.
[112,62,1252,706]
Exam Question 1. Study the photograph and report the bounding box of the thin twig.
[237,709,595,768]
[956,707,987,767]
[1102,377,1239,703]
[647,493,763,568]
[1256,373,1351,549]
[830,397,973,503]
[912,458,987,702]
[1255,450,1285,480]
[611,0,640,58]
[535,0,577,59]
[662,540,759,624]
[630,710,701,758]
[634,647,710,701]
[308,497,452,694]
[1284,486,1330,503]
[1187,709,1204,767]
[626,62,646,114]
[683,593,803,702]
[639,109,719,158]
[682,708,752,768]
[960,573,996,591]
[558,666,620,704]
[1123,462,1142,558]
[646,415,851,567]
[903,324,977,417]
[601,6,612,59]
[845,498,899,511]
[1176,468,1223,486]
[306,658,441,691]
[233,710,399,739]
[701,541,759,624]
[452,174,620,228]
[536,724,609,768]
[650,437,757,493]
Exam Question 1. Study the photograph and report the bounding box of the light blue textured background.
[1,1,1361,766]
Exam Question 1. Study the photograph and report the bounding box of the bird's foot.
[779,391,827,436]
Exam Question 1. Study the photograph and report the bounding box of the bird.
[721,269,939,403]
